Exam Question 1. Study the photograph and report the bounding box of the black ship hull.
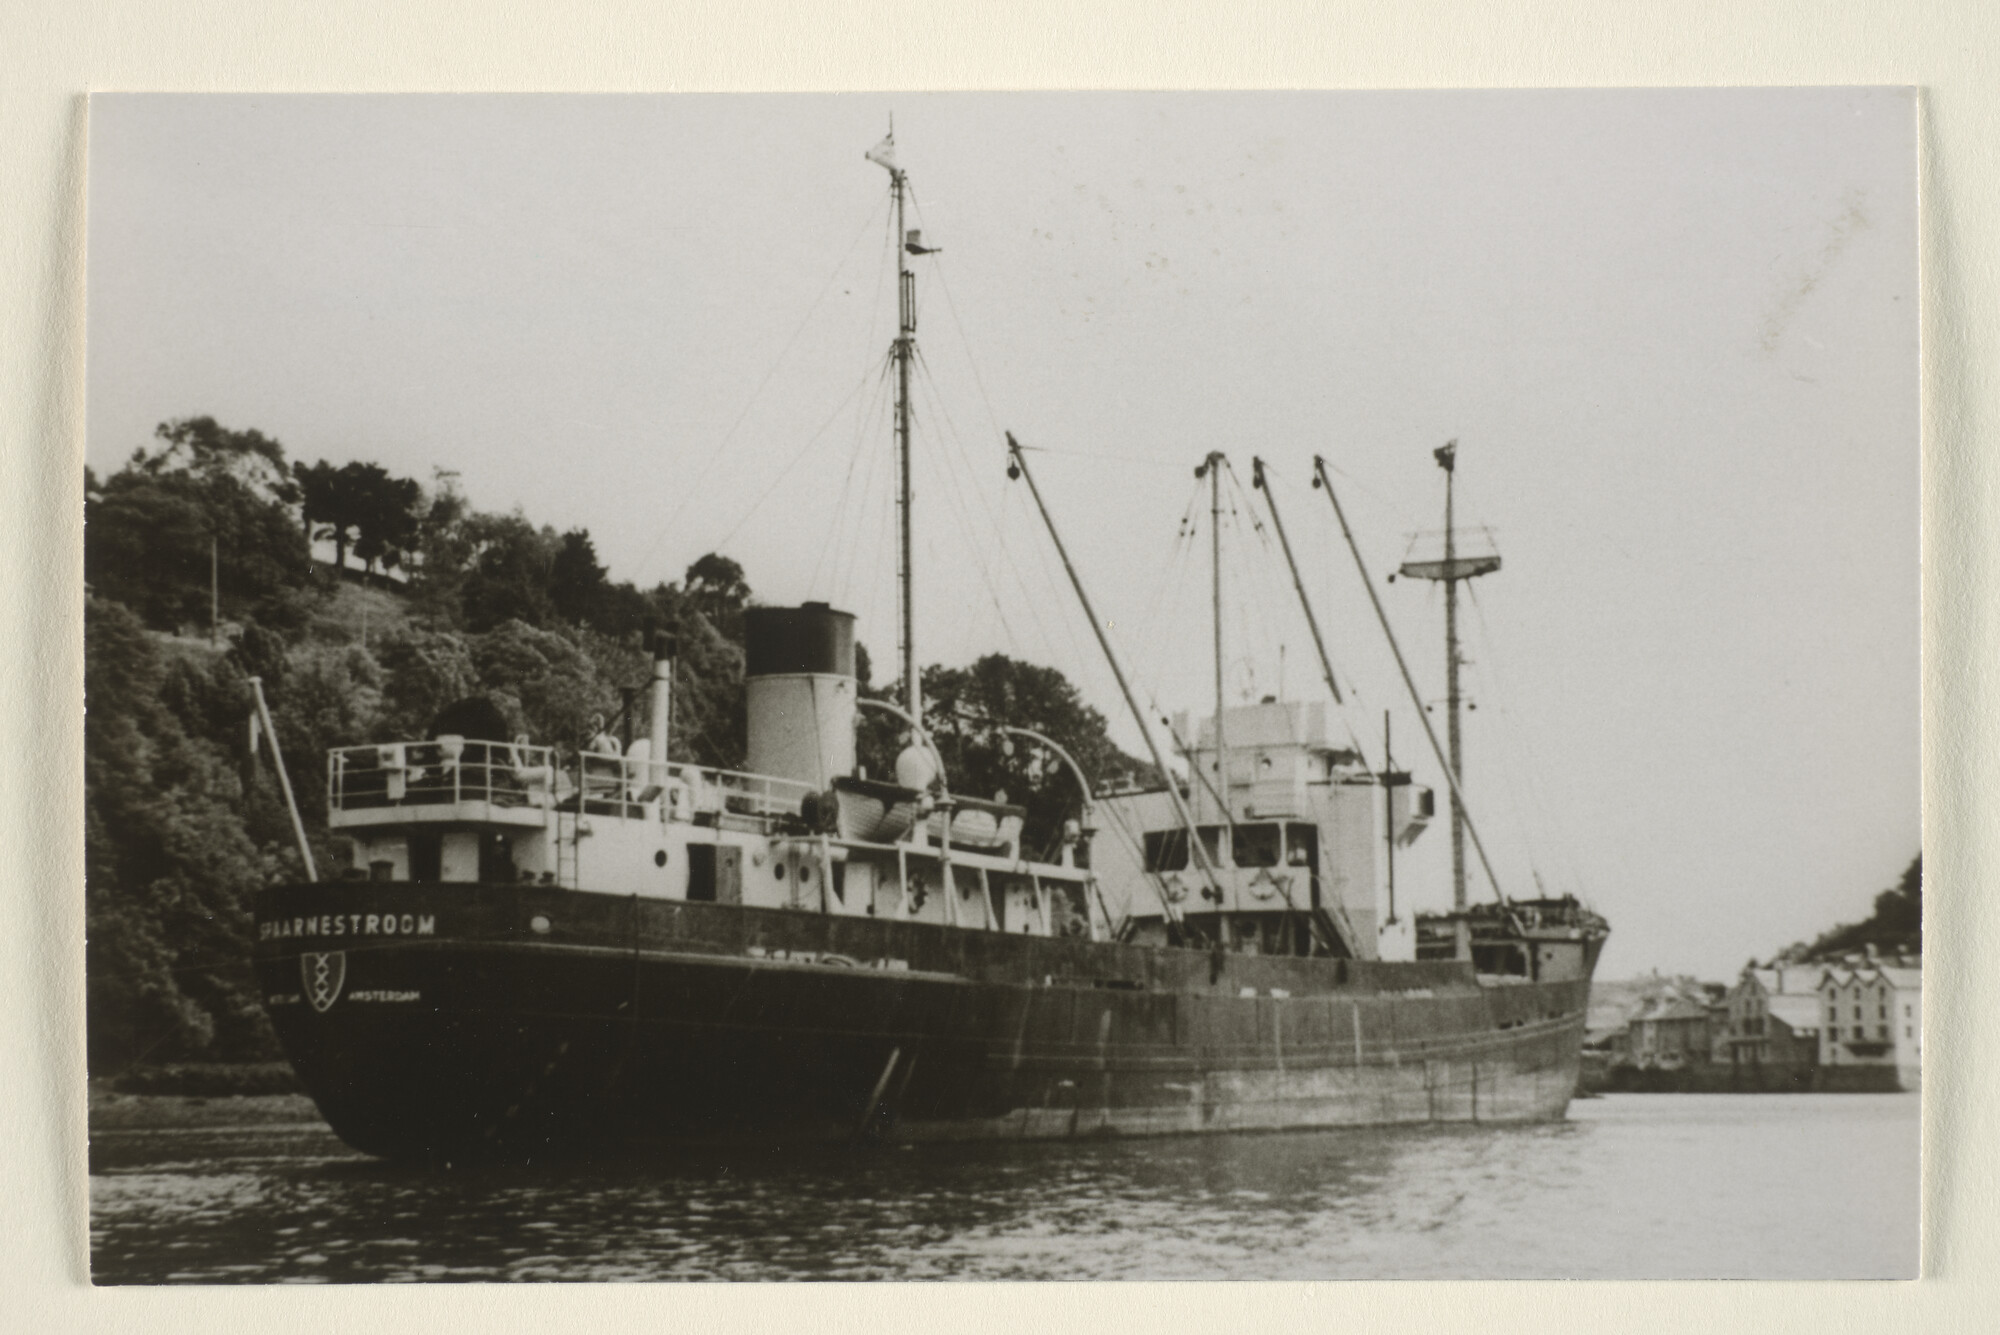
[254,883,1602,1160]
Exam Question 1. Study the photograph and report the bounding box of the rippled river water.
[89,1092,1917,1281]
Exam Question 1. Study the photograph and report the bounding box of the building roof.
[1820,962,1923,992]
[1744,964,1829,997]
[1767,993,1824,1032]
[1639,997,1711,1023]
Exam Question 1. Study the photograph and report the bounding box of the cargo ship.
[251,131,1606,1160]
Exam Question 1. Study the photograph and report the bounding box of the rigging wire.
[909,346,1021,649]
[905,194,1246,759]
[1235,456,1374,762]
[824,210,904,600]
[831,403,890,609]
[834,330,902,607]
[838,369,899,622]
[1009,474,1117,700]
[634,195,889,581]
[1318,453,1432,542]
[999,444,1194,470]
[899,191,1095,683]
[1464,579,1585,898]
[1126,476,1211,729]
[834,354,899,596]
[808,365,890,597]
[906,183,1004,442]
[1129,482,1204,674]
[708,355,888,555]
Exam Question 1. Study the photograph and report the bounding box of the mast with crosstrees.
[1395,442,1500,916]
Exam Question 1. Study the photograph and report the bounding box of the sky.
[85,91,1919,980]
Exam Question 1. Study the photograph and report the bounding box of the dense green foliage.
[84,417,314,633]
[85,416,1142,1072]
[294,458,423,574]
[1777,855,1922,963]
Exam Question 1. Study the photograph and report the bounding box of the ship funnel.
[744,603,858,788]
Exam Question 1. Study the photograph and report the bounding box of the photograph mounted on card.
[82,91,1917,1281]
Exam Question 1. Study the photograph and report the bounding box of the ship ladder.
[556,811,579,888]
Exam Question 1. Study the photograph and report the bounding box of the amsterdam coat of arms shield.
[301,951,347,1013]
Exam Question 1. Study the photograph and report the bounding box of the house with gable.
[1721,960,1825,1090]
[1819,953,1921,1092]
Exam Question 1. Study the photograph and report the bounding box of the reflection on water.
[89,1093,1918,1282]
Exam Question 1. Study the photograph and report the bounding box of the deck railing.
[575,752,813,820]
[328,739,558,812]
[327,739,813,823]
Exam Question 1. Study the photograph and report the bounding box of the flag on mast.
[865,132,897,173]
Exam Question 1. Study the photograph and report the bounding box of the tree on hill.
[85,418,314,632]
[458,511,559,631]
[467,619,623,746]
[407,469,475,627]
[148,416,296,500]
[1777,854,1923,963]
[295,459,424,576]
[684,553,750,643]
[549,529,609,625]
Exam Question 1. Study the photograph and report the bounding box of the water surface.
[89,1092,1918,1281]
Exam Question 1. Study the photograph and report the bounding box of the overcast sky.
[86,91,1917,979]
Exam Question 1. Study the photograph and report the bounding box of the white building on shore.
[1818,955,1921,1092]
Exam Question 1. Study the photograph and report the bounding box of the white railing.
[329,739,561,812]
[328,739,813,824]
[575,752,814,820]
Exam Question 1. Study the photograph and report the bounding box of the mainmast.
[1196,452,1227,818]
[1395,442,1500,913]
[869,126,922,722]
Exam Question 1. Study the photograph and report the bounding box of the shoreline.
[89,1081,324,1132]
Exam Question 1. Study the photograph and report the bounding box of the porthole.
[529,915,552,935]
[800,865,812,882]
[654,850,668,867]
[774,863,786,879]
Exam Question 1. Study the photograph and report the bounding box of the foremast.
[868,127,922,724]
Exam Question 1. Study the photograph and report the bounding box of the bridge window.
[1233,823,1280,867]
[1284,824,1318,869]
[1143,829,1188,872]
[1143,825,1226,871]
[1198,825,1225,867]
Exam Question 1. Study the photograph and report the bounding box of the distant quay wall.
[1599,1064,1912,1094]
